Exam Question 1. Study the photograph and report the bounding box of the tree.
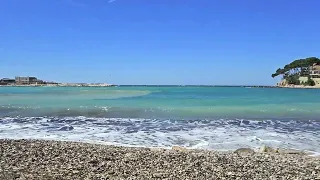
[286,74,300,85]
[271,57,320,79]
[306,76,316,86]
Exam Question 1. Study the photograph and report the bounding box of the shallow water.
[0,86,319,153]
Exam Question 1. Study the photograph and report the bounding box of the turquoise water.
[0,86,320,153]
[1,86,320,118]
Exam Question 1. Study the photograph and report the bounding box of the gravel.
[0,139,319,179]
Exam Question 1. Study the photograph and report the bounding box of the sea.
[0,86,319,154]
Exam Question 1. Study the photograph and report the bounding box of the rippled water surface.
[0,86,320,153]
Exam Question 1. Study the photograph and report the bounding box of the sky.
[0,0,319,85]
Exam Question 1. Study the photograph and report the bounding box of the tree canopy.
[271,57,320,78]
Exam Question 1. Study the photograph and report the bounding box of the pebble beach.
[1,139,319,180]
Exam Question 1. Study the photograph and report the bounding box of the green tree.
[286,74,300,85]
[306,76,316,86]
[271,57,320,79]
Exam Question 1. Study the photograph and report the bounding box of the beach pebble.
[0,139,319,179]
[234,148,255,155]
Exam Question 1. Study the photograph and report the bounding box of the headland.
[273,57,320,88]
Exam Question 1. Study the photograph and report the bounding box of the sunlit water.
[0,86,319,153]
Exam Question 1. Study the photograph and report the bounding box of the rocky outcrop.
[259,145,280,153]
[277,79,288,87]
[234,148,255,155]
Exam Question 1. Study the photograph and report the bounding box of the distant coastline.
[0,76,115,87]
[2,84,320,88]
[0,84,116,87]
[276,83,320,89]
[2,75,320,89]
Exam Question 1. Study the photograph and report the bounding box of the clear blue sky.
[0,0,319,85]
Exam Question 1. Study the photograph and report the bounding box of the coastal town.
[0,76,115,87]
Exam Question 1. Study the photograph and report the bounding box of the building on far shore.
[309,64,320,78]
[0,78,15,85]
[297,64,320,86]
[15,76,44,85]
[0,76,114,86]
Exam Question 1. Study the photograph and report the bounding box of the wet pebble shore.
[0,139,319,179]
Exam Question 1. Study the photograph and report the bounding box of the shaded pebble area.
[0,139,320,179]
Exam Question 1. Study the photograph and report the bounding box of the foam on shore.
[1,116,319,154]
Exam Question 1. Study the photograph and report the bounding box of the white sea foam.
[0,116,319,154]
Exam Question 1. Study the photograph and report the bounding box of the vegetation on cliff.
[272,57,320,86]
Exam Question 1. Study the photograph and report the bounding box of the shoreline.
[277,85,320,89]
[1,139,319,179]
[1,84,320,89]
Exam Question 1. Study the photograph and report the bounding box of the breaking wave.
[0,116,319,153]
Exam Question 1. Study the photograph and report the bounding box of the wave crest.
[0,117,319,153]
